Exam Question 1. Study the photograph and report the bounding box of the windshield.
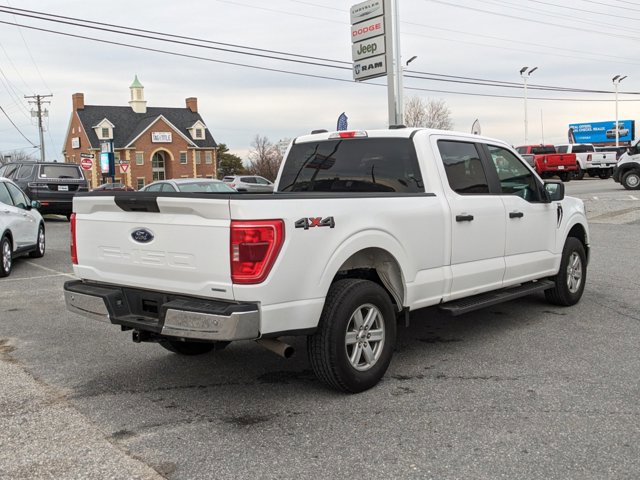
[530,146,556,155]
[279,138,423,193]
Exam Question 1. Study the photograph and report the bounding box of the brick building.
[62,76,217,189]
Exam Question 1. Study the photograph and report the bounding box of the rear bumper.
[64,280,260,341]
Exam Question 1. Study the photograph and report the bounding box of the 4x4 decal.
[295,216,335,230]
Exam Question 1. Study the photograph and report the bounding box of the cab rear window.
[279,138,423,193]
[39,165,82,179]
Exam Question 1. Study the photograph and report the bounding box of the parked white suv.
[0,177,46,277]
[222,175,274,192]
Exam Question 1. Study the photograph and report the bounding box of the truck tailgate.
[73,194,234,300]
[545,153,576,168]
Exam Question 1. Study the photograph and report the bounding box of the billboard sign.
[568,119,634,144]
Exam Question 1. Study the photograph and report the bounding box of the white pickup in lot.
[555,143,617,180]
[64,128,590,392]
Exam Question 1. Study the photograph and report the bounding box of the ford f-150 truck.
[64,128,590,393]
[514,145,577,182]
[613,141,640,190]
[555,143,617,180]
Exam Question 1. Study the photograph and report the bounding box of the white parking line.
[592,196,599,200]
[630,195,639,200]
[0,273,73,282]
[24,261,72,276]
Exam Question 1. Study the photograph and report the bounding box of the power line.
[0,105,37,146]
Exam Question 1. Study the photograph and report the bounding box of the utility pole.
[519,67,537,144]
[25,94,53,162]
[612,75,627,148]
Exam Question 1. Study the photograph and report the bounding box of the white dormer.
[188,120,207,140]
[93,118,115,140]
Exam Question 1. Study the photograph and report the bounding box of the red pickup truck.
[515,145,577,182]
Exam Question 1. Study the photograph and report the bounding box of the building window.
[135,152,144,165]
[180,151,187,164]
[195,128,203,139]
[137,178,145,190]
[205,151,212,164]
[114,151,120,161]
[101,127,109,138]
[195,151,201,164]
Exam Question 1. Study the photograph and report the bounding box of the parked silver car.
[139,178,236,193]
[222,175,274,192]
[0,177,46,277]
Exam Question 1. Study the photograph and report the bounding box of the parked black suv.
[0,162,89,218]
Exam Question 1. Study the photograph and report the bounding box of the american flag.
[336,112,348,131]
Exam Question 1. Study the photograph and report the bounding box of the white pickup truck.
[65,128,590,393]
[555,143,617,180]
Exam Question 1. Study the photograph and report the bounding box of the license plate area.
[58,185,69,191]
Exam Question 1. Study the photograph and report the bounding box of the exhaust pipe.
[256,338,294,358]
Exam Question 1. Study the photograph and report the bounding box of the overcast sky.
[0,0,638,162]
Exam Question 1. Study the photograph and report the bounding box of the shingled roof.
[76,105,217,149]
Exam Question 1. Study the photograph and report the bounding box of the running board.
[439,279,555,316]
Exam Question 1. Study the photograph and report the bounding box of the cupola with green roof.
[129,75,147,113]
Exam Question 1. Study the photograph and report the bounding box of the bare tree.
[404,96,454,130]
[246,135,282,181]
[1,149,37,165]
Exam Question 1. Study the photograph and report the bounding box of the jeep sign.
[353,54,386,80]
[352,36,385,61]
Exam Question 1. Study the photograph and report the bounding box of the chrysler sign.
[350,0,383,24]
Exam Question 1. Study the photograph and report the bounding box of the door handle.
[456,214,474,222]
[509,211,524,219]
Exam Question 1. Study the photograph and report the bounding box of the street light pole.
[612,75,627,148]
[520,66,538,144]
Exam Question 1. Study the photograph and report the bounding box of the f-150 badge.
[295,217,335,230]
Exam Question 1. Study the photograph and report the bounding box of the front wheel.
[622,170,640,190]
[308,279,396,393]
[158,339,229,355]
[0,236,12,277]
[545,237,587,306]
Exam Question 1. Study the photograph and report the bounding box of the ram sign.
[568,119,635,144]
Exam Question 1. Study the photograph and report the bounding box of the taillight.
[587,154,592,162]
[70,213,78,265]
[230,220,284,284]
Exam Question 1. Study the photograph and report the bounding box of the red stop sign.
[80,158,93,170]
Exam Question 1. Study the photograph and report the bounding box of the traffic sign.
[80,153,95,159]
[120,164,130,174]
[80,158,93,170]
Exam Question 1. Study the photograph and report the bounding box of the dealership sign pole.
[351,0,403,126]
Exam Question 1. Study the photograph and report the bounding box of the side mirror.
[31,200,41,210]
[544,181,564,202]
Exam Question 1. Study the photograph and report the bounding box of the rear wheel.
[29,224,45,258]
[574,165,584,180]
[558,172,571,182]
[308,278,396,393]
[0,236,12,277]
[158,339,229,355]
[622,170,640,190]
[598,170,611,180]
[545,237,586,306]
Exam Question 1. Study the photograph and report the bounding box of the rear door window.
[6,182,29,208]
[0,182,13,206]
[437,140,489,195]
[16,165,34,179]
[1,164,19,179]
[279,138,423,193]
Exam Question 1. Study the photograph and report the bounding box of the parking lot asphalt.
[1,180,639,479]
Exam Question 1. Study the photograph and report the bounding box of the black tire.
[307,278,396,393]
[598,170,611,180]
[545,237,587,306]
[0,235,12,278]
[574,165,584,180]
[621,170,640,190]
[29,223,45,258]
[158,339,229,355]
[558,172,571,182]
